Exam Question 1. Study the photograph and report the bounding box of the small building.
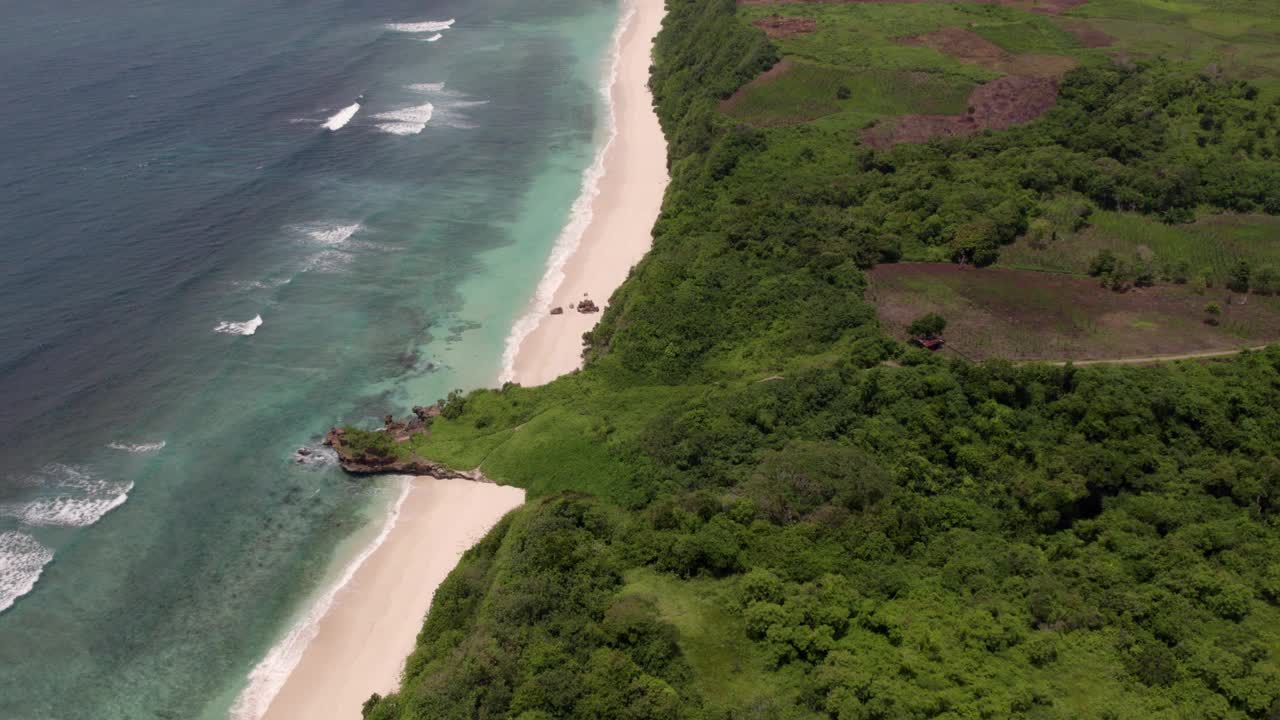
[910,335,945,351]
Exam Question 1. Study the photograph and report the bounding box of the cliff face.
[323,405,489,482]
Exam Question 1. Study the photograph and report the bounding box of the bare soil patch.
[861,75,1058,148]
[1054,18,1116,48]
[752,15,817,38]
[868,263,1280,362]
[899,27,1010,68]
[718,58,794,113]
[896,27,1077,76]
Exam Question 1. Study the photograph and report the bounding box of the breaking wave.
[374,103,434,135]
[0,531,53,615]
[213,315,264,336]
[385,19,454,33]
[107,441,166,453]
[297,223,362,246]
[0,465,133,528]
[321,102,361,131]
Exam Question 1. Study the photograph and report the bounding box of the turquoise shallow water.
[0,0,618,717]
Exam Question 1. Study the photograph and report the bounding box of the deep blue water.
[0,0,617,716]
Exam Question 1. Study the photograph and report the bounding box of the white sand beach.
[244,1,670,717]
[254,477,524,720]
[508,0,670,387]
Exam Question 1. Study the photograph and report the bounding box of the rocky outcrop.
[550,306,565,315]
[577,299,600,313]
[323,405,490,482]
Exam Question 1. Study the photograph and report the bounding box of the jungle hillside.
[361,1,1280,718]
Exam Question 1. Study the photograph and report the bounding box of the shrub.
[1228,260,1252,293]
[1204,302,1222,325]
[907,313,947,338]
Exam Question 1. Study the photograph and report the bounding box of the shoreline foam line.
[227,477,412,720]
[497,0,637,385]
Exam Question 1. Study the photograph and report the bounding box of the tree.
[1204,302,1222,325]
[908,313,947,338]
[1088,250,1119,277]
[1228,260,1252,293]
[1027,218,1054,249]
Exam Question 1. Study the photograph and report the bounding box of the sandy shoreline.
[506,0,669,387]
[240,2,670,717]
[248,478,524,720]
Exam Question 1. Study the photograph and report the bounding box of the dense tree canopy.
[362,1,1280,718]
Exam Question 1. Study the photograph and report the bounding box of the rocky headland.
[322,404,488,481]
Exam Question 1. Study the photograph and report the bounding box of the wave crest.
[322,102,361,131]
[0,465,133,528]
[107,441,166,453]
[374,103,434,135]
[0,531,53,614]
[214,315,263,335]
[385,19,454,33]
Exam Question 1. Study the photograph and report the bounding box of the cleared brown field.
[868,263,1280,361]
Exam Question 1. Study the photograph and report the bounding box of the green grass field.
[1000,206,1280,285]
[1071,0,1280,93]
[723,61,975,127]
[738,3,1083,78]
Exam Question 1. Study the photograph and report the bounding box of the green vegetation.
[722,61,973,128]
[361,1,1280,718]
[906,312,947,337]
[1001,209,1280,288]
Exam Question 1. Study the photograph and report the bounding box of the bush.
[907,313,947,338]
[1089,249,1119,277]
[1228,260,1252,293]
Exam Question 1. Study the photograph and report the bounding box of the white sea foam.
[228,477,412,720]
[407,82,448,94]
[301,223,362,246]
[8,487,132,527]
[232,278,292,291]
[423,33,444,42]
[322,102,361,131]
[374,102,434,135]
[302,250,353,273]
[213,314,264,336]
[385,19,455,33]
[293,444,338,468]
[0,531,54,615]
[0,465,133,528]
[498,4,635,384]
[107,440,166,453]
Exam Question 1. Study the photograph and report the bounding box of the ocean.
[0,0,619,716]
